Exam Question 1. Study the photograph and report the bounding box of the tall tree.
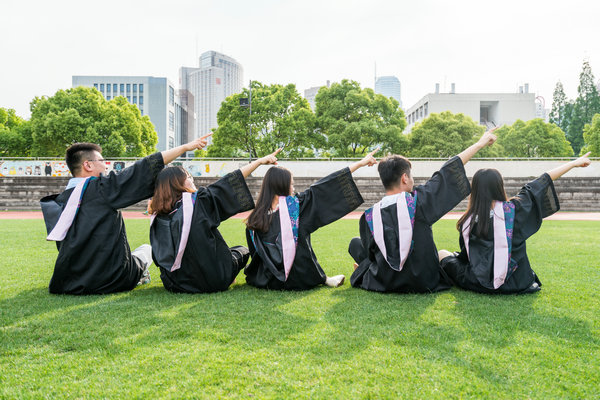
[315,79,408,157]
[567,60,600,154]
[0,108,32,157]
[497,119,573,157]
[209,81,322,158]
[408,112,486,157]
[549,81,569,132]
[582,113,600,156]
[29,87,157,157]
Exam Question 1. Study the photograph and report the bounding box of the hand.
[360,147,379,167]
[185,132,213,152]
[573,152,592,168]
[258,148,282,165]
[477,127,498,148]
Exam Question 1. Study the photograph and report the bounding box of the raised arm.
[457,128,498,165]
[161,133,212,165]
[547,152,591,181]
[240,148,282,178]
[349,148,379,173]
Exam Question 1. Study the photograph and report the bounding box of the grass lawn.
[0,218,599,399]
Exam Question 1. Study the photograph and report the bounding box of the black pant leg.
[230,246,250,274]
[348,237,366,264]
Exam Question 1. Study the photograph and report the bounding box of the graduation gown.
[45,153,164,295]
[351,156,471,293]
[150,170,255,293]
[441,173,559,294]
[245,167,364,290]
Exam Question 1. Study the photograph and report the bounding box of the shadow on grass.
[0,283,318,355]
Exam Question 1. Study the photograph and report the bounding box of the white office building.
[375,76,402,108]
[180,51,243,139]
[405,83,537,132]
[303,81,330,110]
[72,76,193,151]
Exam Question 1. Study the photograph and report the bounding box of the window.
[113,84,117,92]
[120,83,124,92]
[106,96,111,100]
[169,86,175,106]
[100,84,104,91]
[424,102,429,117]
[133,96,137,104]
[106,84,111,93]
[169,111,174,131]
[127,96,131,102]
[93,83,98,89]
[126,84,131,92]
[139,84,143,93]
[169,137,174,149]
[133,84,137,92]
[139,96,143,105]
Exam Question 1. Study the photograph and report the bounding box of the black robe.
[150,170,255,293]
[46,153,164,295]
[351,156,471,293]
[441,173,559,294]
[245,167,364,290]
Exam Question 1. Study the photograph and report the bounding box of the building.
[180,51,243,140]
[405,83,537,132]
[72,76,194,151]
[303,81,330,110]
[375,76,402,108]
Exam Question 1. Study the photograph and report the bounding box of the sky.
[1,0,599,118]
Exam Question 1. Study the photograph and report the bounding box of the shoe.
[325,275,345,288]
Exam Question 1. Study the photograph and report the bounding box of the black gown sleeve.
[195,169,255,227]
[98,152,164,209]
[512,173,560,242]
[416,156,471,225]
[296,167,364,233]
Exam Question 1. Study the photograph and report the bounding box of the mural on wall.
[0,160,241,177]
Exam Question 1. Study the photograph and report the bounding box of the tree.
[315,79,407,157]
[0,108,32,157]
[582,113,600,156]
[408,112,485,157]
[29,86,157,157]
[567,60,600,155]
[549,81,570,133]
[209,81,322,158]
[497,119,573,157]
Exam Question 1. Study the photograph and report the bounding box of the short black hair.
[377,155,412,190]
[66,143,102,175]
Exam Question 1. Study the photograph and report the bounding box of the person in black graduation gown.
[349,129,498,293]
[43,136,210,295]
[438,152,592,294]
[149,149,281,293]
[244,150,378,290]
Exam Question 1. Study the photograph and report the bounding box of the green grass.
[1,218,599,399]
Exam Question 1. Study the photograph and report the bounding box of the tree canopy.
[209,82,321,158]
[582,113,600,156]
[29,87,157,157]
[497,119,573,157]
[0,108,31,157]
[315,79,407,157]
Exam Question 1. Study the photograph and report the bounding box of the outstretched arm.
[457,128,498,165]
[547,152,591,181]
[161,133,212,165]
[349,147,379,173]
[240,148,282,178]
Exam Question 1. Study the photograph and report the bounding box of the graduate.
[438,152,592,294]
[244,150,378,290]
[349,129,498,293]
[148,150,280,293]
[41,136,209,295]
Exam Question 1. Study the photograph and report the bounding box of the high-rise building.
[303,81,330,110]
[72,76,194,151]
[375,76,402,108]
[180,51,243,140]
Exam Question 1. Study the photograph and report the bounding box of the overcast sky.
[1,0,599,118]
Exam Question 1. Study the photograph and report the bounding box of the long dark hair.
[457,168,507,238]
[246,166,292,233]
[149,166,194,215]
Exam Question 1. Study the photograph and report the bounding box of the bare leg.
[438,249,453,262]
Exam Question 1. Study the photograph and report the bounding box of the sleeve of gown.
[512,173,560,242]
[297,167,364,233]
[197,169,255,227]
[416,156,471,225]
[98,152,164,209]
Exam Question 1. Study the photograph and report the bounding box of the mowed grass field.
[0,218,599,399]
